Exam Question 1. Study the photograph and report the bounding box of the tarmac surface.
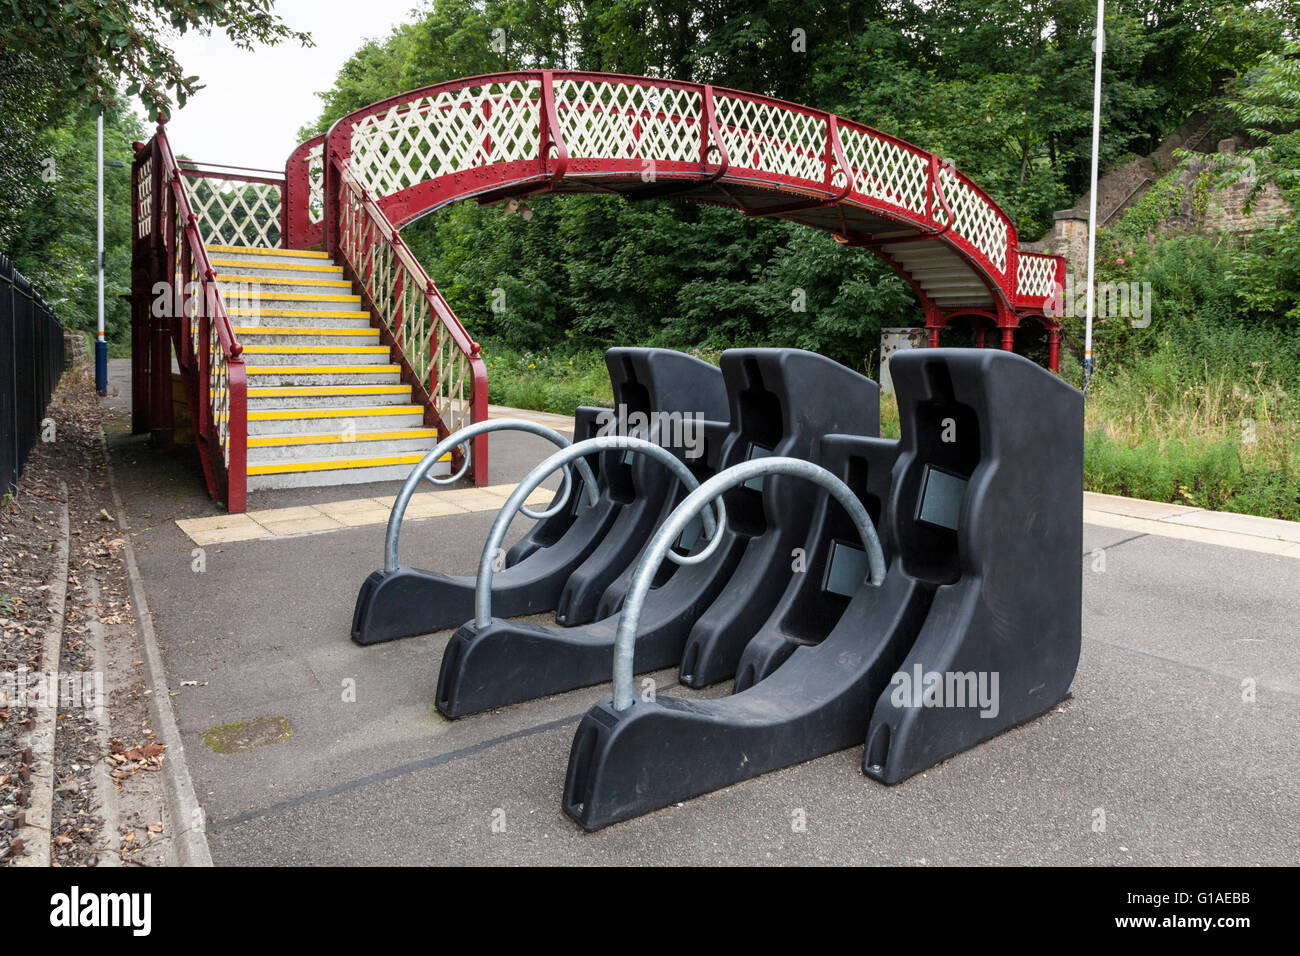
[103,361,1299,866]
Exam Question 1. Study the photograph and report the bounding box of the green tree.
[1,0,312,115]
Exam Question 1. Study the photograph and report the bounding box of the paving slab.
[1083,491,1201,519]
[1166,508,1300,543]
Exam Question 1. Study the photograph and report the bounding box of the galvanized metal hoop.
[384,419,599,572]
[611,456,886,711]
[473,435,725,627]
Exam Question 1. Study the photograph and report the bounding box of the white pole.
[1084,0,1105,394]
[96,110,106,394]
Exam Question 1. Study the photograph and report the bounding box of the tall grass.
[481,341,613,412]
[1083,348,1300,518]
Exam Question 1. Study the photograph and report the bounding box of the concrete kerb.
[99,428,214,867]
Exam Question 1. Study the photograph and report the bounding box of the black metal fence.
[1,253,65,496]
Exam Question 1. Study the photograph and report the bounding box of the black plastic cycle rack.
[435,348,881,718]
[350,347,724,645]
[731,430,899,692]
[562,348,1083,830]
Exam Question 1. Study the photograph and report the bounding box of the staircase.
[208,244,449,490]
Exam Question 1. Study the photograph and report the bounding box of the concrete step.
[231,314,373,331]
[216,274,354,296]
[919,278,993,294]
[241,346,393,365]
[247,429,440,463]
[210,258,346,281]
[234,327,381,347]
[229,307,371,323]
[247,406,426,436]
[206,245,332,265]
[243,365,401,386]
[228,291,362,309]
[246,384,413,409]
[246,452,450,490]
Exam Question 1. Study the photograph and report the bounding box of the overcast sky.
[144,0,427,170]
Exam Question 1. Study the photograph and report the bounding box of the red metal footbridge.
[129,71,1064,512]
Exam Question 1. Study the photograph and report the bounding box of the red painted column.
[1048,329,1061,373]
[928,327,940,349]
[974,328,986,349]
[1001,327,1015,351]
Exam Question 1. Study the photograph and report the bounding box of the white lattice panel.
[185,176,282,247]
[714,94,826,183]
[935,169,1008,273]
[350,80,541,197]
[1017,254,1058,298]
[135,162,152,239]
[554,80,702,163]
[838,125,927,215]
[306,142,324,224]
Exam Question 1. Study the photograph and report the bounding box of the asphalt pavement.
[102,361,1299,865]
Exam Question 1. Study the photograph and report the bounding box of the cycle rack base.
[562,348,1083,830]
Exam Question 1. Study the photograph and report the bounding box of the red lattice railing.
[312,71,1032,305]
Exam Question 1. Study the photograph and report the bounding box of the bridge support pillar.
[1048,328,1061,373]
[1001,327,1015,352]
[149,315,174,449]
[927,327,941,349]
[974,328,987,349]
[128,290,151,434]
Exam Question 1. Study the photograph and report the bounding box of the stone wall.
[63,330,88,369]
[1022,125,1290,279]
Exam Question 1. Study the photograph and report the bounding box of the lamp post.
[96,111,106,395]
[95,110,124,396]
[1084,0,1105,396]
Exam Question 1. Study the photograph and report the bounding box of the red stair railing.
[131,118,249,512]
[332,169,489,484]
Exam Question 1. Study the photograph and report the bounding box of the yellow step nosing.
[206,244,331,259]
[247,405,423,420]
[248,429,439,447]
[216,273,352,287]
[248,453,437,476]
[228,309,370,318]
[232,326,377,336]
[231,293,361,303]
[209,258,343,274]
[241,345,390,354]
[246,385,410,396]
[245,364,400,375]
